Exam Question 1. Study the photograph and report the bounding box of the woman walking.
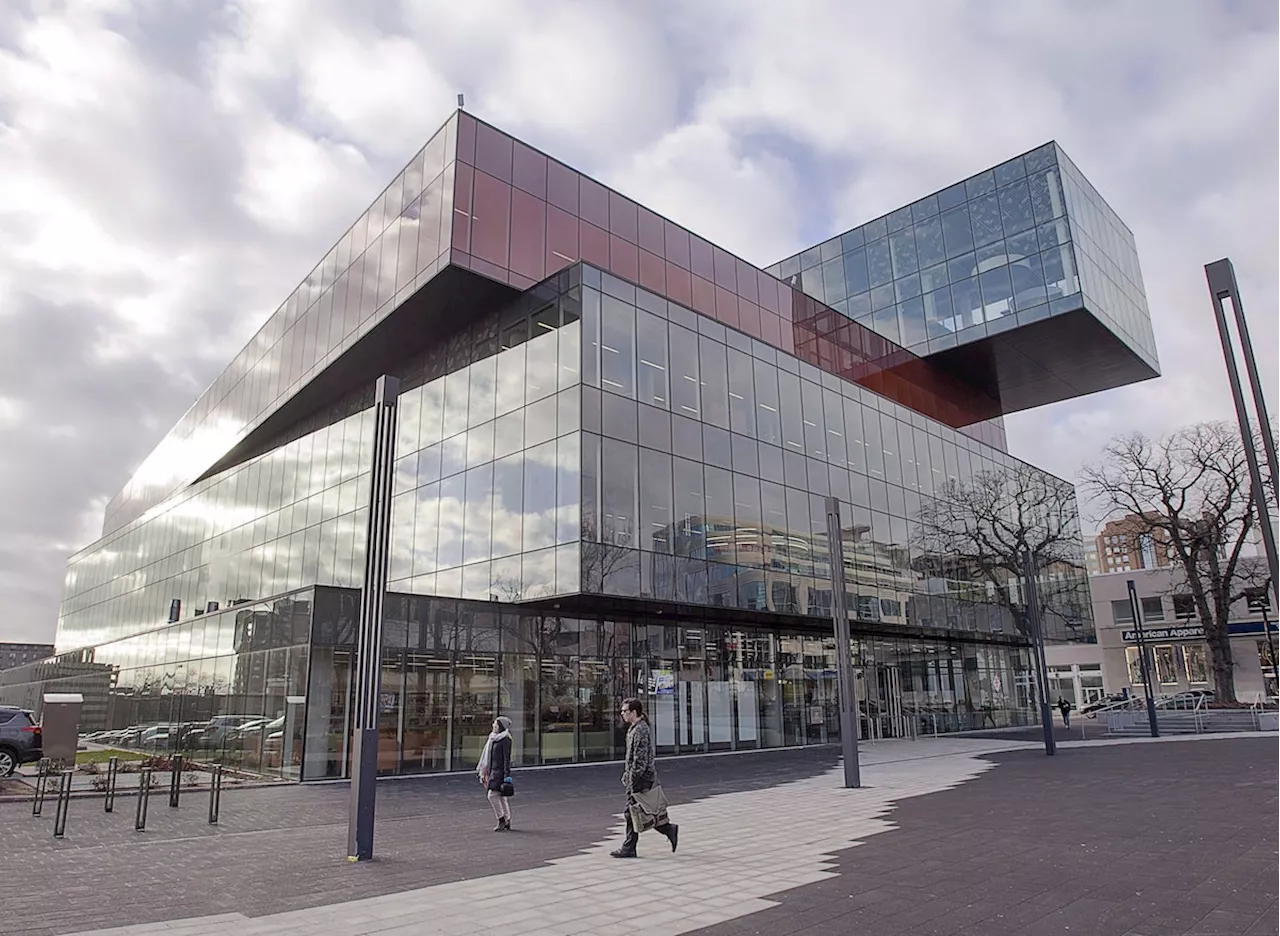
[478,715,514,831]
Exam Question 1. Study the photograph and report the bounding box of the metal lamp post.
[824,497,860,788]
[1203,259,1280,701]
[347,375,400,862]
[1126,579,1159,738]
[1022,550,1055,756]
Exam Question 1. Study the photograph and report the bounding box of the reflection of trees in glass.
[1084,421,1274,700]
[913,462,1089,640]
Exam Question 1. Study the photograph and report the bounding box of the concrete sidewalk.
[13,733,1277,936]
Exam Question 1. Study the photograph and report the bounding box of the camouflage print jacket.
[622,718,656,793]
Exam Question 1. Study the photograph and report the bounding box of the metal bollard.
[104,756,119,813]
[135,767,152,831]
[32,758,51,817]
[208,764,223,825]
[53,770,72,839]
[168,754,183,808]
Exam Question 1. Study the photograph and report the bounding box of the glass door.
[678,626,707,753]
[377,650,404,775]
[403,652,450,773]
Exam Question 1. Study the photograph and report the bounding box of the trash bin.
[41,693,84,764]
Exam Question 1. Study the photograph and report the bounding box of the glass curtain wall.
[293,588,1036,779]
[576,264,1091,644]
[772,142,1081,357]
[0,592,315,780]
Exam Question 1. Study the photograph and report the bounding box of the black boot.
[659,822,679,853]
[501,816,511,831]
[493,818,505,832]
[611,821,639,858]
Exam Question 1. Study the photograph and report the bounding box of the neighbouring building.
[1084,540,1102,576]
[0,642,55,672]
[1095,513,1175,573]
[1091,560,1278,702]
[0,111,1158,779]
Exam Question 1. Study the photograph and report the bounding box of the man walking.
[610,698,679,859]
[1057,696,1072,729]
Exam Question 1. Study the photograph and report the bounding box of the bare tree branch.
[1082,420,1274,700]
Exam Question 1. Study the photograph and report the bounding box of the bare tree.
[914,462,1091,641]
[1082,421,1273,700]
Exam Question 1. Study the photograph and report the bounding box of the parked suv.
[0,706,43,777]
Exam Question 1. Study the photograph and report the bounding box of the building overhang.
[202,263,519,479]
[922,304,1160,415]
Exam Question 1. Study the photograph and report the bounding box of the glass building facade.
[770,141,1158,417]
[4,112,1156,780]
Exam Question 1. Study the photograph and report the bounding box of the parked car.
[1082,693,1131,717]
[0,706,43,777]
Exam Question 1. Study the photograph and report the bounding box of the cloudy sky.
[1,0,1276,645]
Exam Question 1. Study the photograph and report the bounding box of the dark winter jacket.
[485,735,512,792]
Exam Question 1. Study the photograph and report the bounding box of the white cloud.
[0,1,1275,645]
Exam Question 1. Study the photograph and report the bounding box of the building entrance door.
[854,664,911,740]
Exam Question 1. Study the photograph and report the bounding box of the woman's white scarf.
[477,729,511,777]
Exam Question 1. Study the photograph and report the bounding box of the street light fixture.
[347,375,400,862]
[1126,579,1159,738]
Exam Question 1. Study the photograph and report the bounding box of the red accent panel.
[639,249,666,293]
[690,235,714,282]
[609,191,639,244]
[474,122,513,182]
[452,161,473,253]
[580,220,610,267]
[715,285,738,326]
[712,246,736,289]
[547,160,579,214]
[664,220,690,270]
[580,176,609,229]
[509,187,546,282]
[546,205,579,274]
[692,275,715,317]
[638,207,664,255]
[470,171,511,268]
[456,112,477,165]
[512,141,547,199]
[665,262,692,306]
[609,234,639,282]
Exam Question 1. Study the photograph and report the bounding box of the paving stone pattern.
[1,747,840,935]
[50,738,1020,936]
[690,736,1279,936]
[4,736,1275,936]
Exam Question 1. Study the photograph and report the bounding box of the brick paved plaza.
[0,734,1274,936]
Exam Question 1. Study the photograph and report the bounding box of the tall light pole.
[824,497,860,788]
[1127,579,1159,738]
[1023,550,1055,756]
[1204,259,1278,590]
[347,375,400,862]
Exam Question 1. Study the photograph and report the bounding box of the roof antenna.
[457,93,465,110]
